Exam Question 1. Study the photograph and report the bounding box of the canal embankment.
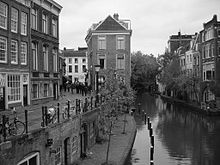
[77,114,137,165]
[160,94,220,116]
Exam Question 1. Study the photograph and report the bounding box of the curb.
[119,116,137,165]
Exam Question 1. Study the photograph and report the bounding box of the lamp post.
[95,65,101,104]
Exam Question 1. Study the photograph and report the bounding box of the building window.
[42,13,48,34]
[17,152,40,165]
[75,65,78,73]
[0,2,7,29]
[7,74,20,102]
[21,12,27,35]
[98,54,106,69]
[0,36,7,63]
[74,58,78,63]
[32,84,39,99]
[52,18,57,37]
[32,42,38,70]
[82,65,86,72]
[98,36,106,50]
[54,147,61,165]
[43,45,48,71]
[71,136,78,155]
[11,40,18,64]
[82,58,86,63]
[116,54,125,69]
[116,35,125,50]
[68,58,72,64]
[68,75,72,82]
[43,84,49,97]
[68,65,72,73]
[21,42,27,65]
[31,8,38,30]
[11,8,18,33]
[53,48,58,72]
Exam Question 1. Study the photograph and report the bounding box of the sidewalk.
[0,91,91,131]
[77,114,136,165]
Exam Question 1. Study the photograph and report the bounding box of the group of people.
[61,81,92,96]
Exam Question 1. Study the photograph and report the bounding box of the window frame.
[116,54,125,70]
[17,152,40,165]
[0,36,7,63]
[42,13,48,34]
[32,83,39,99]
[98,35,106,50]
[31,8,38,30]
[52,18,57,37]
[116,35,125,50]
[75,65,78,73]
[43,83,49,97]
[11,40,18,64]
[7,74,21,103]
[0,2,8,30]
[21,42,27,65]
[43,45,48,71]
[11,7,18,33]
[32,42,38,70]
[53,48,58,72]
[21,12,27,35]
[68,65,72,73]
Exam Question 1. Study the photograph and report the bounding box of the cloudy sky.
[55,0,220,56]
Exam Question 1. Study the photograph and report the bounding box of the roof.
[62,49,87,57]
[95,15,128,31]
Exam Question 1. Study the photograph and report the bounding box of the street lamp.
[95,65,101,105]
[94,65,101,94]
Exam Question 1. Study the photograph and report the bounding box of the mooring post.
[25,110,28,134]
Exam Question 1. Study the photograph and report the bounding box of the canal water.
[128,93,220,165]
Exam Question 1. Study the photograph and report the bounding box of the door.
[64,138,70,165]
[23,85,28,106]
[0,87,5,111]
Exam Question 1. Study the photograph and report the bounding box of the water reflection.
[129,93,220,165]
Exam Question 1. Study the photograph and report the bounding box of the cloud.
[56,0,220,55]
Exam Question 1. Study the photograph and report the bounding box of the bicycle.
[0,108,25,136]
[47,105,57,124]
[62,104,76,120]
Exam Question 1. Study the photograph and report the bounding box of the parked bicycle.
[47,105,57,124]
[0,108,25,136]
[62,104,75,120]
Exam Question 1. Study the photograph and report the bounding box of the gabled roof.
[95,15,127,31]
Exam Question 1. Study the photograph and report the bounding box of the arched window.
[17,152,40,165]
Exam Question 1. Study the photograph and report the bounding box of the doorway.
[64,137,70,165]
[80,123,88,158]
[23,85,28,106]
[0,87,5,111]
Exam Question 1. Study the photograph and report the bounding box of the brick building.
[30,0,62,105]
[85,13,132,92]
[168,31,193,54]
[199,15,220,107]
[0,0,31,110]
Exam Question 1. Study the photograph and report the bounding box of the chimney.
[63,47,66,51]
[113,13,119,20]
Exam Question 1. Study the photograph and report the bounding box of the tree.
[131,51,160,93]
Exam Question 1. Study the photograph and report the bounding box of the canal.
[128,93,220,165]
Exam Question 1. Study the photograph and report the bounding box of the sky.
[55,0,220,56]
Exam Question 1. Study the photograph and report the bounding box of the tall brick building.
[30,0,62,105]
[168,31,193,54]
[85,13,132,92]
[0,0,31,110]
[199,15,220,107]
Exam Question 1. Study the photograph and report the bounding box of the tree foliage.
[131,51,160,93]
